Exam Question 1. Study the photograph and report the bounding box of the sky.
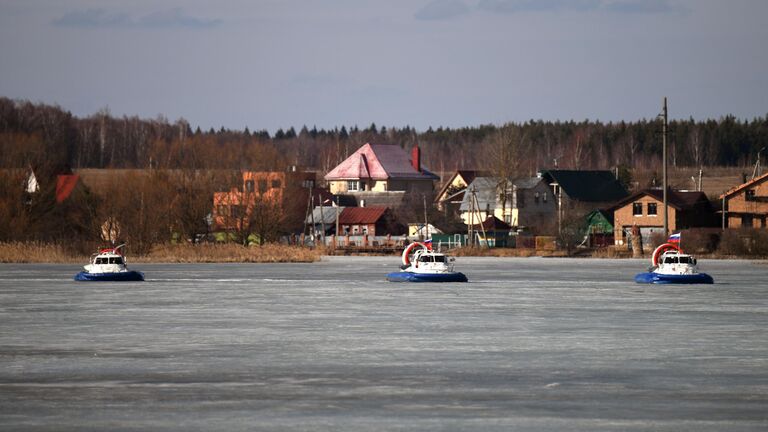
[1,0,767,134]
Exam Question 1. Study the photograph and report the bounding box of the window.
[633,202,643,216]
[347,180,359,191]
[518,193,525,208]
[647,202,657,216]
[742,215,753,227]
[271,180,281,188]
[534,192,540,204]
[302,180,315,189]
[109,257,123,265]
[231,205,242,218]
[746,189,756,201]
[216,205,227,216]
[245,180,255,192]
[258,180,267,194]
[543,192,547,203]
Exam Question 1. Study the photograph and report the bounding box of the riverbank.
[0,242,324,264]
[1,242,764,264]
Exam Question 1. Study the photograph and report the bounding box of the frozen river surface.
[1,257,767,431]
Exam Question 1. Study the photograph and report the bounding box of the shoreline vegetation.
[1,242,765,264]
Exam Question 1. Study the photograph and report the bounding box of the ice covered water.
[1,257,767,431]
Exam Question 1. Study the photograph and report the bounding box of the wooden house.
[720,172,768,228]
[434,170,486,213]
[467,216,512,247]
[610,188,717,247]
[337,206,404,236]
[459,176,555,231]
[538,170,629,209]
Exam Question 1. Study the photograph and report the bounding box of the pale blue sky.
[1,0,766,133]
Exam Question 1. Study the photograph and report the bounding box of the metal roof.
[540,170,628,202]
[338,206,389,224]
[324,143,439,181]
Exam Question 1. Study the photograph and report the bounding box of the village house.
[458,176,555,231]
[324,143,439,207]
[538,170,629,210]
[610,188,718,247]
[212,170,318,232]
[336,206,404,236]
[720,171,768,228]
[434,170,487,213]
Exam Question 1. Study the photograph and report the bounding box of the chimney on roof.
[411,145,421,173]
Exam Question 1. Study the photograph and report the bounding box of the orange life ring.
[651,242,681,267]
[402,242,428,266]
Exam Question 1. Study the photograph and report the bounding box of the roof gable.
[338,206,388,224]
[609,188,710,211]
[56,174,80,203]
[720,171,768,199]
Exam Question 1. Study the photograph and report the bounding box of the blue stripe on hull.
[634,272,713,284]
[386,271,468,283]
[74,271,145,282]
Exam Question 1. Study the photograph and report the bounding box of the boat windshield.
[418,255,446,263]
[663,255,693,264]
[95,256,123,265]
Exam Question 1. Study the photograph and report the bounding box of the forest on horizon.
[1,96,767,179]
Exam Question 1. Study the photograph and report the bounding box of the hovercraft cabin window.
[633,202,643,216]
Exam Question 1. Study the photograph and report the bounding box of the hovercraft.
[74,244,144,282]
[386,242,468,283]
[634,243,713,284]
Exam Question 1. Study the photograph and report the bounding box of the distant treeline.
[1,96,767,175]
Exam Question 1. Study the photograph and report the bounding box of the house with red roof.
[56,174,81,203]
[337,206,405,236]
[324,143,439,206]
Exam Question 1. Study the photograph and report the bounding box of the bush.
[718,228,768,257]
[679,229,720,254]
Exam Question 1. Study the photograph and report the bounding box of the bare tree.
[487,124,529,223]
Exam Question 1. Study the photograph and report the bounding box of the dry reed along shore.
[0,242,323,264]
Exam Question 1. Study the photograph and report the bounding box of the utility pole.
[752,147,765,180]
[468,186,476,247]
[423,194,429,242]
[662,97,669,236]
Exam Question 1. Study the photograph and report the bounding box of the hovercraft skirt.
[74,271,145,282]
[634,272,713,284]
[386,271,468,283]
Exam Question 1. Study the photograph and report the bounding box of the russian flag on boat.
[667,232,681,243]
[424,239,433,250]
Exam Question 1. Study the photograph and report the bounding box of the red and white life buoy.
[402,242,428,267]
[651,242,681,267]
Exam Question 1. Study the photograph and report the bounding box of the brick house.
[212,170,317,232]
[720,172,768,228]
[610,188,717,247]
